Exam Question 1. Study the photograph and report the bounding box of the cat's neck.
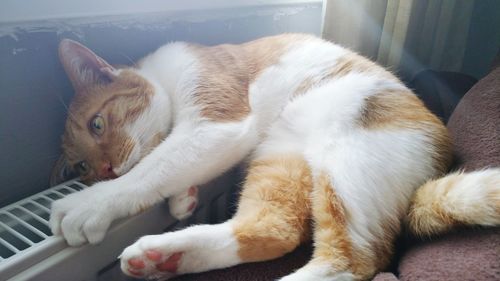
[135,42,201,124]
[137,42,197,98]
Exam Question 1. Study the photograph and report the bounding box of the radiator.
[0,169,239,281]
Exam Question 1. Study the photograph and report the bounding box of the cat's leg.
[120,154,312,279]
[279,173,391,281]
[50,119,259,246]
[168,186,198,220]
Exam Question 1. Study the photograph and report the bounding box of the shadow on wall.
[0,3,323,207]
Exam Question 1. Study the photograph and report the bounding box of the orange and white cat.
[50,34,500,280]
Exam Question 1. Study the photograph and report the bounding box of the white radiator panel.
[0,169,239,281]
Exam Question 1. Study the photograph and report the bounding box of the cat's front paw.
[50,183,118,246]
[168,186,198,220]
[120,235,186,280]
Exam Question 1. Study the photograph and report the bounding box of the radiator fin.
[0,180,88,260]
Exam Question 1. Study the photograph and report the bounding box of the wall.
[0,1,323,206]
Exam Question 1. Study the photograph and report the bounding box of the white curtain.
[322,0,475,80]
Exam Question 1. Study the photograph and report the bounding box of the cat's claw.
[168,186,198,220]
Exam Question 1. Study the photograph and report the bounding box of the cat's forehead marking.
[62,69,155,175]
[95,92,135,114]
[69,70,154,122]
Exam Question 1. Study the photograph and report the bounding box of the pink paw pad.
[127,268,143,276]
[124,250,184,279]
[128,257,145,269]
[187,201,197,212]
[188,186,198,196]
[145,249,163,262]
[155,252,183,273]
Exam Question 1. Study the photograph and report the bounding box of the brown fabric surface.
[173,244,312,281]
[399,228,500,281]
[398,62,500,281]
[446,66,500,171]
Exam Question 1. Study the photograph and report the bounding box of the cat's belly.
[252,72,441,248]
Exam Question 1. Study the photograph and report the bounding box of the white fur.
[118,79,172,176]
[439,169,500,225]
[50,182,118,245]
[168,187,198,220]
[51,42,260,245]
[255,72,438,278]
[120,222,240,278]
[50,117,258,245]
[279,264,355,281]
[50,34,433,257]
[50,35,495,279]
[249,38,348,133]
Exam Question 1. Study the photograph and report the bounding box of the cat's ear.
[50,154,76,186]
[58,39,117,91]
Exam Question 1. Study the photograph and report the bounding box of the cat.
[50,34,500,280]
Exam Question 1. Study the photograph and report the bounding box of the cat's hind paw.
[168,186,198,220]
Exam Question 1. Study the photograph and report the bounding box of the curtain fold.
[322,0,478,80]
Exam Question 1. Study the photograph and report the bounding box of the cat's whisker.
[56,94,70,113]
[119,52,137,67]
[55,93,81,124]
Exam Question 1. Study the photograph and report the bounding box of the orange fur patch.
[310,173,351,271]
[232,154,312,262]
[62,70,155,182]
[189,34,313,121]
[294,52,396,97]
[408,175,463,236]
[367,217,400,273]
[310,173,396,280]
[360,90,439,129]
[360,90,453,174]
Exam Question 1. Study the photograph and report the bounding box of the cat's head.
[51,39,170,185]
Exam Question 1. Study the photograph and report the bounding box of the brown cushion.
[446,66,500,171]
[398,65,500,281]
[399,228,500,281]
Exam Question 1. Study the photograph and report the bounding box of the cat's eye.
[90,114,105,135]
[74,161,90,175]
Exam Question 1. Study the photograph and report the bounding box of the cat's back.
[183,33,325,121]
[249,34,449,177]
[182,33,386,122]
[139,34,414,126]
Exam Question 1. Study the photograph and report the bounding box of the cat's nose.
[99,162,117,179]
